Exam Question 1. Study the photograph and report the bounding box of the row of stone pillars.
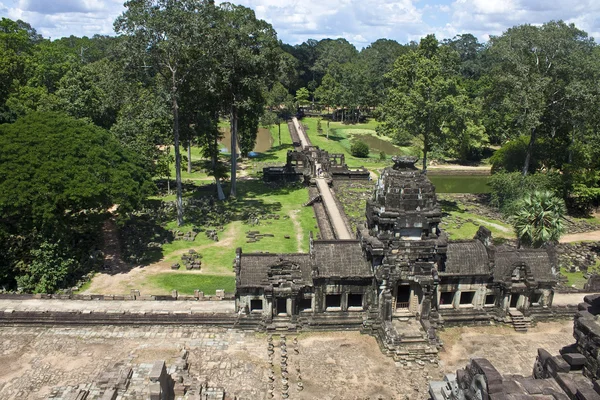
[267,334,303,399]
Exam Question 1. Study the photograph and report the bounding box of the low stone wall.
[0,290,235,302]
[0,309,240,326]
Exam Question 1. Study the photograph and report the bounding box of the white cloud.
[0,0,599,47]
[445,0,600,41]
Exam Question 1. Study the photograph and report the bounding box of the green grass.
[157,180,316,275]
[560,267,588,288]
[148,273,235,295]
[300,117,416,168]
[439,198,514,240]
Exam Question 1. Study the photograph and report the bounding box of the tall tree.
[378,35,462,170]
[215,3,280,197]
[485,21,595,176]
[115,0,217,225]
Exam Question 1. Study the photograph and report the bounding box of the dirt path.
[560,230,600,243]
[100,215,128,272]
[289,209,304,252]
[474,218,511,233]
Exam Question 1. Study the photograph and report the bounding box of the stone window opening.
[439,291,454,308]
[347,294,363,310]
[298,297,312,312]
[484,294,496,307]
[250,299,263,313]
[326,294,342,311]
[459,291,475,307]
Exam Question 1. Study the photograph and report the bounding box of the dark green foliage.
[490,136,536,173]
[117,208,172,265]
[379,151,387,161]
[488,172,562,215]
[351,141,369,158]
[0,112,154,292]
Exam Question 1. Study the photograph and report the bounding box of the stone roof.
[312,240,373,279]
[443,241,490,275]
[237,253,312,288]
[493,247,556,283]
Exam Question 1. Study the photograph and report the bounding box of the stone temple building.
[235,156,558,362]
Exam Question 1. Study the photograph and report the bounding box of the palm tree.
[511,191,566,248]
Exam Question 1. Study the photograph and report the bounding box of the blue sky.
[1,0,599,47]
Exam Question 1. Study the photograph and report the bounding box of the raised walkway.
[292,116,311,148]
[315,177,353,239]
[0,298,235,313]
[291,117,352,239]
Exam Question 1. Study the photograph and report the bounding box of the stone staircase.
[377,317,438,364]
[266,316,298,332]
[303,194,322,207]
[509,310,531,332]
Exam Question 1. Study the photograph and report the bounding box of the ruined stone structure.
[262,118,369,183]
[236,156,559,363]
[429,294,600,399]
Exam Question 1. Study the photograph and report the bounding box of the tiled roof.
[494,247,556,283]
[312,240,373,278]
[237,253,312,287]
[443,241,490,275]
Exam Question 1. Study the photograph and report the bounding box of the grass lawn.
[560,267,588,289]
[439,199,514,240]
[156,180,317,276]
[300,117,418,169]
[147,273,236,295]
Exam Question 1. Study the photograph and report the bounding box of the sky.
[1,0,599,48]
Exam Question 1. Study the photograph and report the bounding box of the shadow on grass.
[439,199,464,217]
[113,179,306,275]
[250,143,294,162]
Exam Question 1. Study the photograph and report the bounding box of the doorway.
[510,294,520,309]
[276,298,287,316]
[396,285,410,310]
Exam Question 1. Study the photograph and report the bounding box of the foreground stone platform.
[0,321,576,400]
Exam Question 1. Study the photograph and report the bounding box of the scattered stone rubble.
[48,349,228,400]
[179,250,202,271]
[245,231,275,243]
[205,229,219,242]
[429,294,600,399]
[557,242,600,273]
[172,230,198,242]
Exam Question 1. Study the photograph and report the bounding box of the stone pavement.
[0,299,235,314]
[0,320,577,400]
[552,292,599,306]
[291,117,310,148]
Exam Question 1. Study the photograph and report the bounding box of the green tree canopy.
[0,112,154,231]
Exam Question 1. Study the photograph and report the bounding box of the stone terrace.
[0,321,577,400]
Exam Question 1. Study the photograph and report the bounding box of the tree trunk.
[230,107,238,198]
[423,134,429,172]
[172,80,184,226]
[568,125,575,164]
[522,128,536,176]
[187,141,192,174]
